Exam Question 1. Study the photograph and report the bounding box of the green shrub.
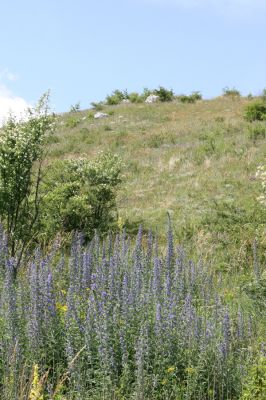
[90,101,104,111]
[191,91,202,101]
[244,102,266,122]
[142,87,154,100]
[105,94,120,106]
[65,116,80,128]
[223,87,241,97]
[87,111,94,119]
[177,92,201,104]
[178,95,194,104]
[128,92,144,103]
[154,86,174,102]
[39,153,123,241]
[0,92,54,265]
[106,89,128,105]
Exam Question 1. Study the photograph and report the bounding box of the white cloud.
[0,85,31,126]
[0,68,31,126]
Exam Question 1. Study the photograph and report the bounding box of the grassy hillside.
[48,96,266,270]
[1,94,266,399]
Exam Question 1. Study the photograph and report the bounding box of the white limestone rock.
[145,94,160,103]
[94,112,109,119]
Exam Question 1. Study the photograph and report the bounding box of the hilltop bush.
[178,91,202,104]
[154,86,174,102]
[106,89,128,105]
[223,87,241,97]
[104,87,175,105]
[141,87,153,99]
[39,153,123,241]
[128,92,144,103]
[244,102,266,122]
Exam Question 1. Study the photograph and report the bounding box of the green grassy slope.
[49,96,266,270]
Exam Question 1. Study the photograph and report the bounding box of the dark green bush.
[244,102,266,122]
[178,94,196,104]
[106,89,128,105]
[39,153,123,241]
[177,91,202,104]
[223,87,241,97]
[154,86,174,102]
[178,95,194,104]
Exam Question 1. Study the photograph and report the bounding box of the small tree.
[244,102,266,122]
[0,92,54,268]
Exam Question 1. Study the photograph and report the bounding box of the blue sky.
[0,0,265,120]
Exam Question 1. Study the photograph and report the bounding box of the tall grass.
[0,224,264,399]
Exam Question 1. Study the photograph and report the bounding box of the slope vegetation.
[50,96,266,270]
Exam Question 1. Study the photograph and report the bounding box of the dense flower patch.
[0,226,263,399]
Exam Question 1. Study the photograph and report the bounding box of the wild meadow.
[0,90,265,399]
[1,225,265,399]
